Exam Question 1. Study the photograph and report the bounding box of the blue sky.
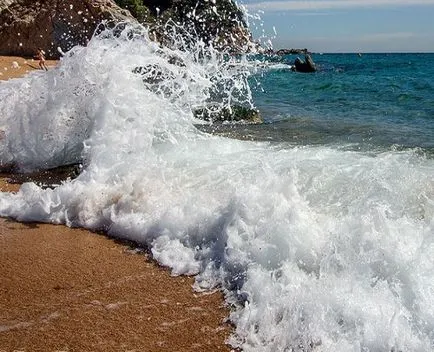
[239,0,434,52]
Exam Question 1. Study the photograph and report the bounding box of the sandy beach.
[0,56,58,80]
[0,57,235,351]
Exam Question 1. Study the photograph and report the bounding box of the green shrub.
[114,0,150,22]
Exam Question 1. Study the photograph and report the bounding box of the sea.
[0,23,433,351]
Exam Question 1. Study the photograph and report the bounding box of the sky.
[239,0,434,52]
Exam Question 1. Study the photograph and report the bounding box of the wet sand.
[0,57,235,352]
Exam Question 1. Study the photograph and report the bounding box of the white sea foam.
[268,63,293,70]
[1,24,434,351]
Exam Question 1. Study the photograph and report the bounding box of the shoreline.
[0,55,58,80]
[0,56,235,351]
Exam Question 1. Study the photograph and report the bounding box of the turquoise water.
[245,53,434,152]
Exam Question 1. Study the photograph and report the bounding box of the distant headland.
[262,48,312,55]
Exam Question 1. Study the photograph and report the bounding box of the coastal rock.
[293,54,317,73]
[137,0,255,53]
[193,105,263,124]
[5,163,82,188]
[0,0,13,11]
[0,0,136,59]
[0,0,255,59]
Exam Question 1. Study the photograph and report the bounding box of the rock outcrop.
[0,0,254,59]
[115,0,254,53]
[0,0,135,59]
[120,0,257,53]
[0,0,13,11]
[151,0,253,52]
[193,105,263,124]
[293,54,317,73]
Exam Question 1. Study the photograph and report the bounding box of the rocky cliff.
[0,0,135,59]
[141,0,253,52]
[0,0,253,59]
[0,0,13,11]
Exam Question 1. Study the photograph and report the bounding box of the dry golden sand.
[0,56,58,80]
[0,57,236,352]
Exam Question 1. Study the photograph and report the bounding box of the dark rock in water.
[193,105,263,124]
[293,54,317,73]
[0,0,136,59]
[133,64,175,84]
[132,53,185,83]
[5,163,83,189]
